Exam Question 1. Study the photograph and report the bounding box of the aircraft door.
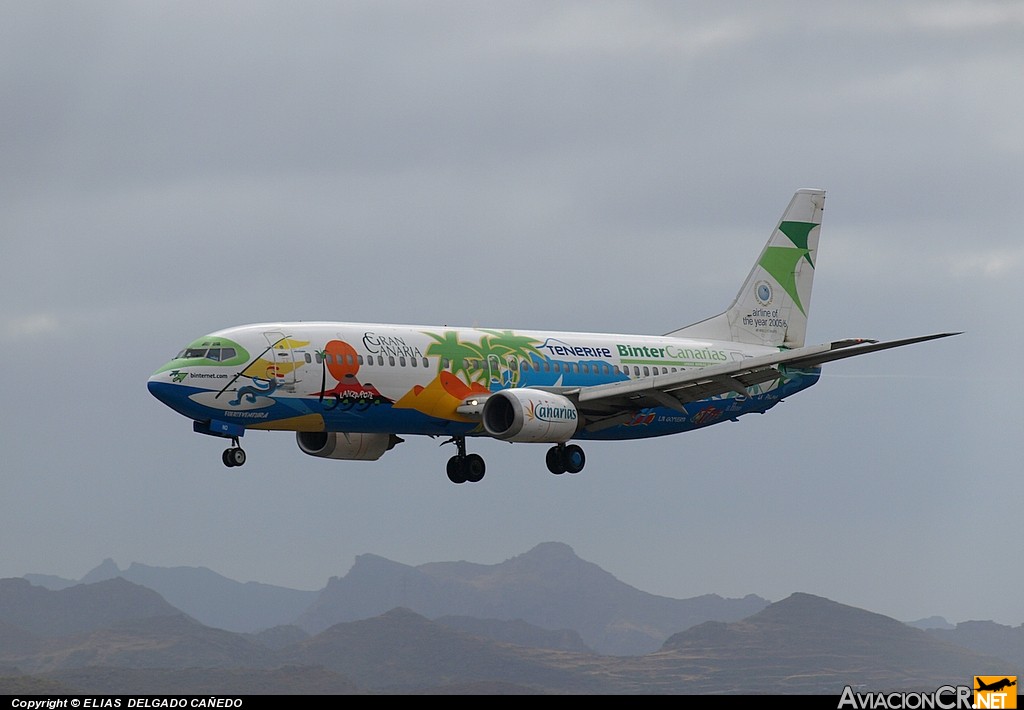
[264,331,297,389]
[506,356,520,388]
[487,355,502,390]
[487,355,520,389]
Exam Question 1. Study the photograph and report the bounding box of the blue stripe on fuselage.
[149,369,820,441]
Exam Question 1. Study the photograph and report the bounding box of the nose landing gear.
[222,438,246,467]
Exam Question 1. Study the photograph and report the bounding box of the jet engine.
[295,431,403,461]
[481,389,580,443]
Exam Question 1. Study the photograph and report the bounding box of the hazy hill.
[908,616,955,630]
[10,614,278,675]
[0,620,42,656]
[296,541,769,655]
[434,615,592,653]
[0,577,181,637]
[19,544,768,655]
[248,624,310,650]
[11,544,1023,692]
[2,587,1021,693]
[66,559,318,633]
[281,607,615,693]
[928,620,1024,668]
[654,592,1015,693]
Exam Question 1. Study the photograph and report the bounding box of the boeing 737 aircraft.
[148,189,957,483]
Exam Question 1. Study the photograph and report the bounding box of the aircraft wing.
[553,332,960,432]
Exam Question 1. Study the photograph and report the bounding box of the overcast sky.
[3,1,1022,628]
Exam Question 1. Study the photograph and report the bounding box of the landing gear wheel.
[222,447,246,467]
[546,446,566,475]
[442,436,486,484]
[464,453,486,483]
[447,456,466,484]
[546,444,585,475]
[563,444,586,474]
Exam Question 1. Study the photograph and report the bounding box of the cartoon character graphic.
[310,339,393,410]
[229,377,278,406]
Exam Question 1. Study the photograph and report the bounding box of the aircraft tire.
[446,456,466,484]
[464,454,486,483]
[546,446,566,475]
[222,449,236,467]
[564,444,585,474]
[226,447,246,467]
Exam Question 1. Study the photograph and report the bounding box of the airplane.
[147,188,959,483]
[976,678,1017,693]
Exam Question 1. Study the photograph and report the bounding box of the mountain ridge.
[16,542,1021,661]
[3,592,1015,695]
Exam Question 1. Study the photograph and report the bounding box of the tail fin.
[667,188,825,348]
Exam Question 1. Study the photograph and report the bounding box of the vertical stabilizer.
[667,188,825,348]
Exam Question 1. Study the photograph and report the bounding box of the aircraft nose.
[147,371,179,407]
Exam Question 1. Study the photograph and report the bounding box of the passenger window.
[411,357,417,367]
[400,356,406,367]
[305,353,312,363]
[388,356,395,366]
[422,357,429,368]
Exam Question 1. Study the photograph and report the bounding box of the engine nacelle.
[482,389,580,443]
[295,431,402,461]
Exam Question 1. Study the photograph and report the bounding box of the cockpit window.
[180,347,209,359]
[175,347,237,361]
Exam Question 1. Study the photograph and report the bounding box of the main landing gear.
[546,443,586,475]
[222,438,246,467]
[444,436,485,484]
[442,438,587,483]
